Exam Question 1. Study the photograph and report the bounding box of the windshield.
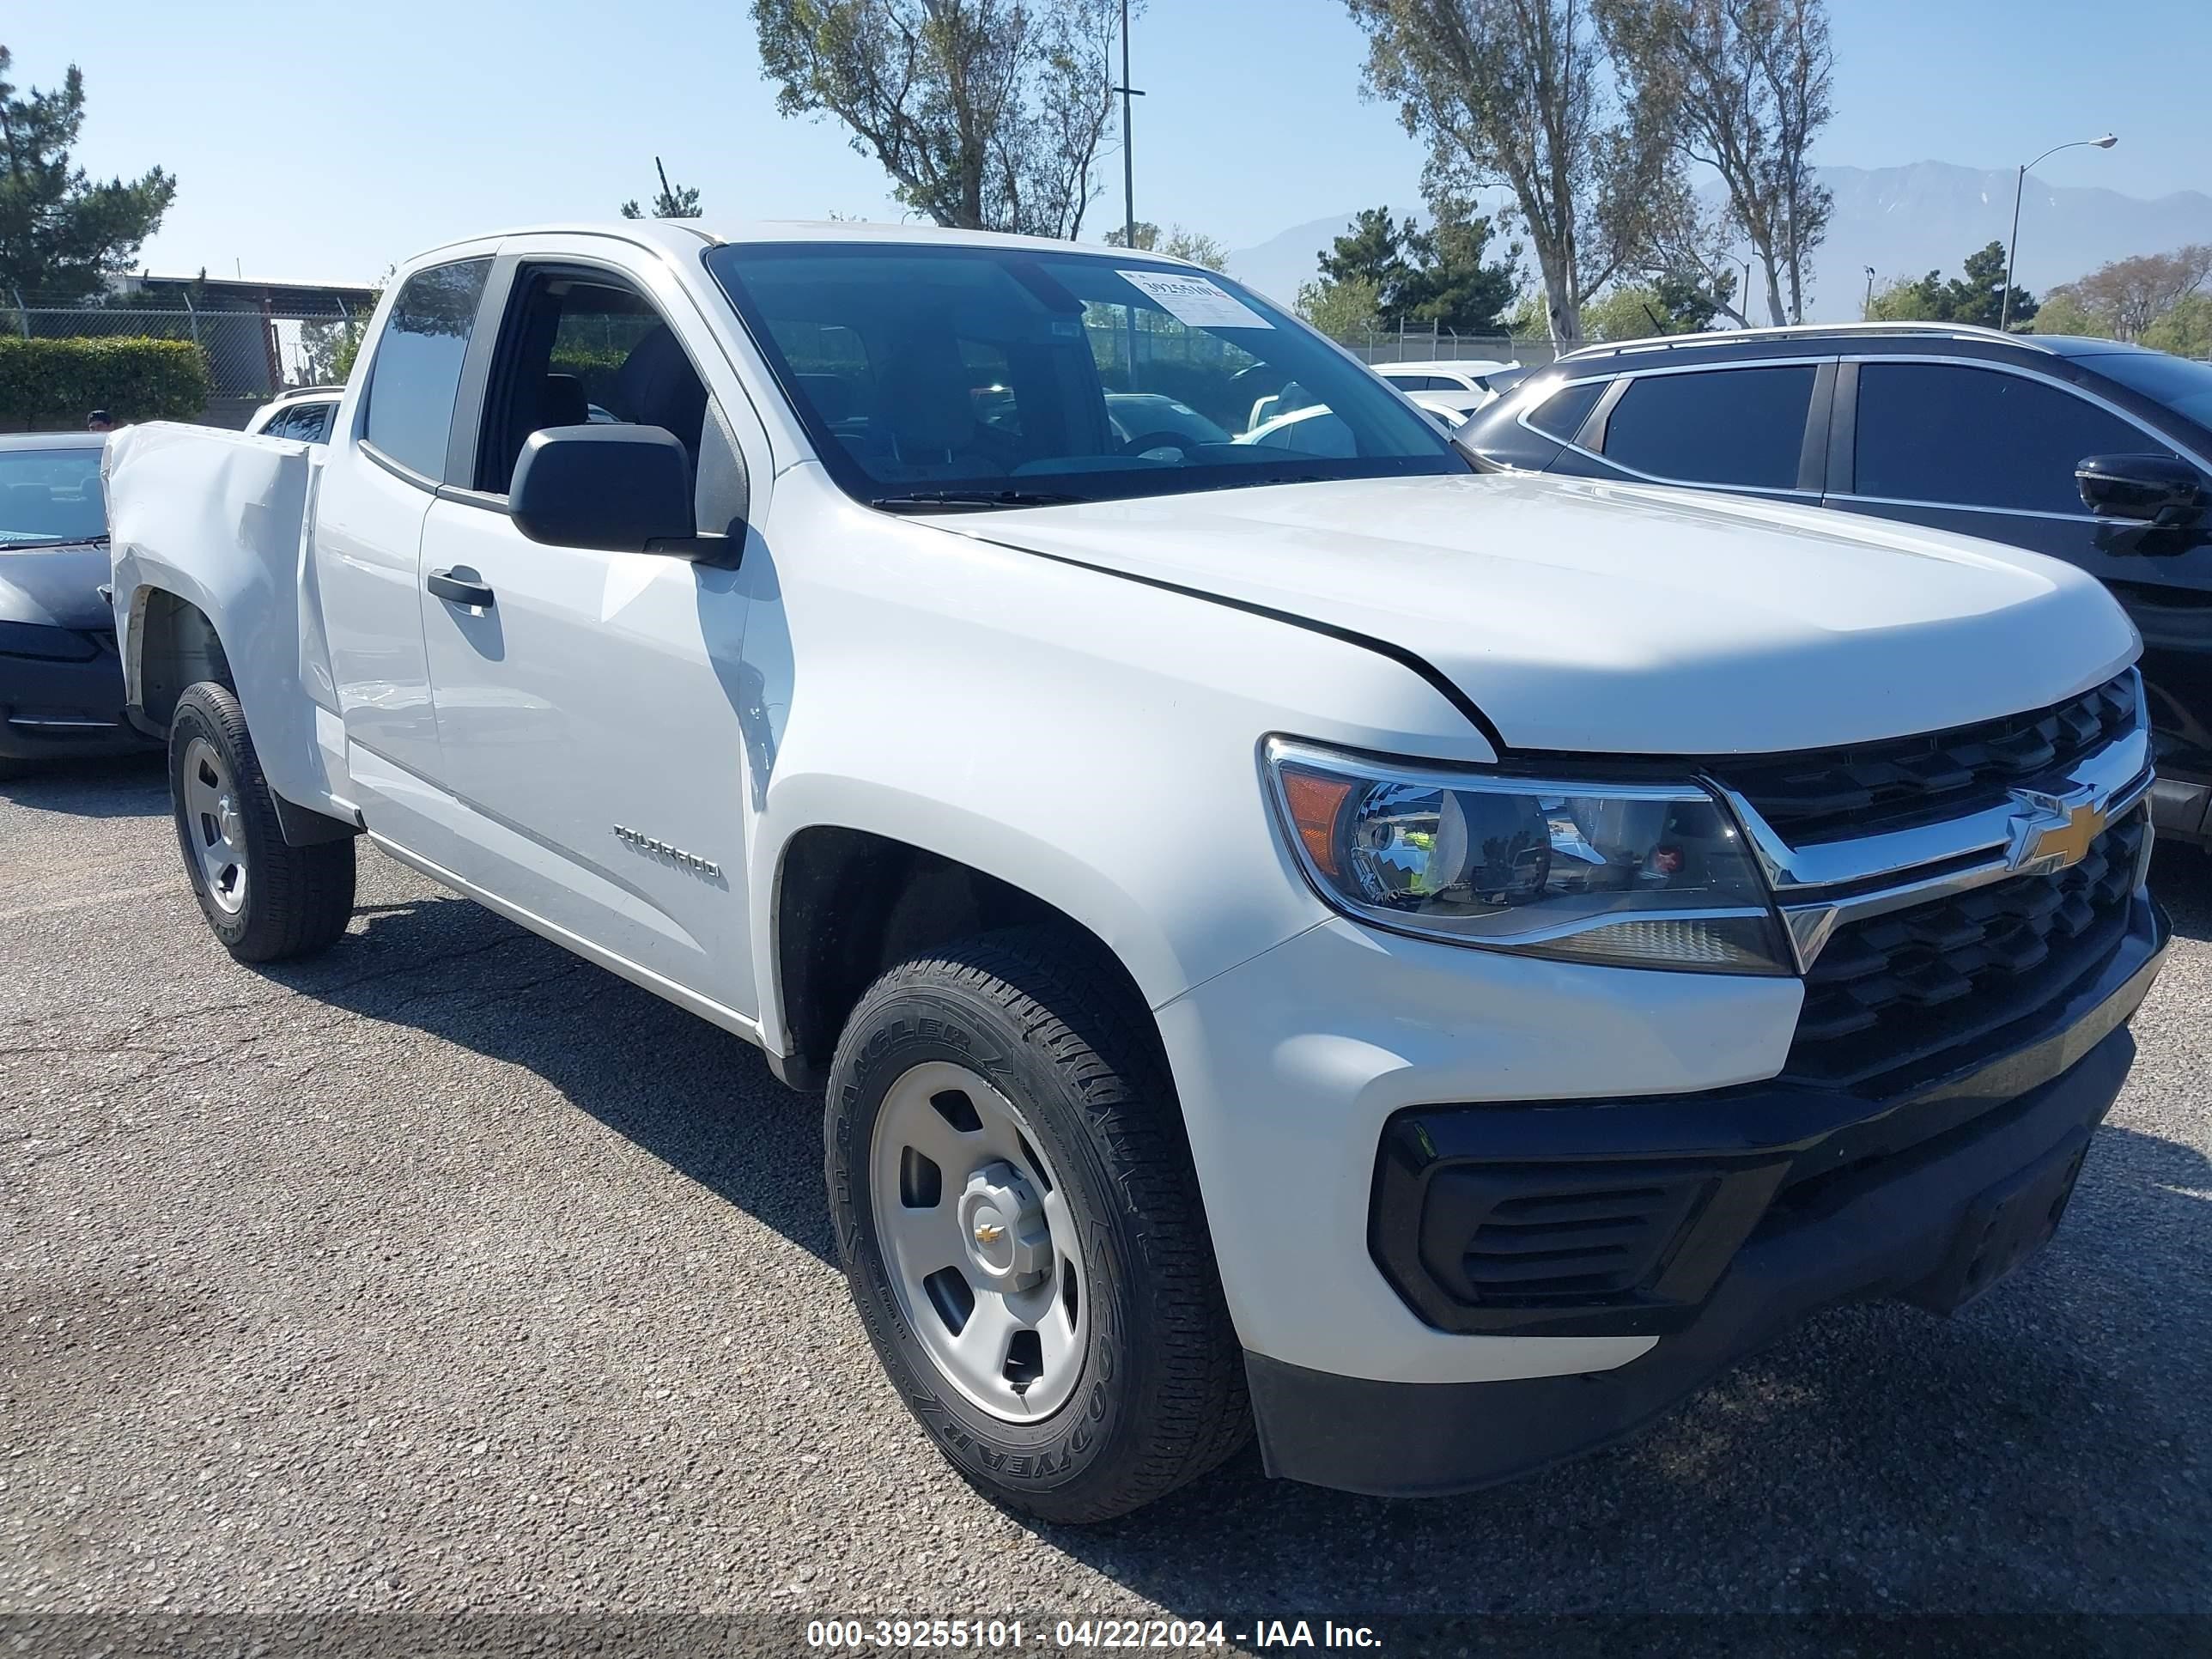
[2085,350,2212,433]
[0,447,106,547]
[706,241,1467,509]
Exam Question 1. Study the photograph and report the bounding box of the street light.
[2002,133,2117,331]
[1863,265,1876,319]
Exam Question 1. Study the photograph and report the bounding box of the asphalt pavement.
[3,756,2208,1653]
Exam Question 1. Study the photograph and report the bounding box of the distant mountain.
[1224,214,1355,308]
[1805,161,2212,319]
[1226,161,2212,325]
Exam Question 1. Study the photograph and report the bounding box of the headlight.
[1265,738,1790,974]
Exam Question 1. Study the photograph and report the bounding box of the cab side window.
[363,258,492,480]
[1853,362,2171,515]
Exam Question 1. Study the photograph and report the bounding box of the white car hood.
[933,472,2140,756]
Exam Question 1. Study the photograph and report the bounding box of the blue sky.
[9,0,2209,285]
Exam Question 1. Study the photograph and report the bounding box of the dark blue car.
[0,431,157,777]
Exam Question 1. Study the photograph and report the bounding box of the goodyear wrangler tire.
[825,927,1249,1522]
[168,681,356,963]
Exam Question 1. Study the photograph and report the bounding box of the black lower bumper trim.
[1249,1021,2137,1498]
[1368,895,2166,1338]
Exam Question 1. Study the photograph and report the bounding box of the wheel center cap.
[956,1161,1050,1288]
[216,796,241,846]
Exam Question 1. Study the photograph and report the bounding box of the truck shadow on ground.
[258,879,838,1267]
[255,860,2210,1620]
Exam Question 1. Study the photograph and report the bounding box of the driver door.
[416,256,769,1023]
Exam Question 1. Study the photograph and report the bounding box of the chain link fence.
[1322,323,1559,369]
[3,303,369,424]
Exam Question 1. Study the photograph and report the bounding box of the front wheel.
[826,928,1249,1522]
[168,681,356,962]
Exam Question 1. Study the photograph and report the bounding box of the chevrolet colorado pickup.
[105,222,2167,1522]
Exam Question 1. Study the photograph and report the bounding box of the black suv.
[1459,323,2212,848]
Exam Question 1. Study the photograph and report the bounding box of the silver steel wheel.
[870,1060,1088,1422]
[180,735,248,915]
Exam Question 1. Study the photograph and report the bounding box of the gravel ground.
[3,757,2208,1652]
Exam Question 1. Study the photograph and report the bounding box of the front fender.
[104,422,331,811]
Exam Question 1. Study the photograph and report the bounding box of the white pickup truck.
[106,221,2167,1522]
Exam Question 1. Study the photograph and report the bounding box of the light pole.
[2002,133,2116,331]
[1110,0,1145,386]
[1863,265,1875,319]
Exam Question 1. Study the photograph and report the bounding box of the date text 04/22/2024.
[803,1620,1382,1650]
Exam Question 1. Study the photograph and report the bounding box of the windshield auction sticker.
[1117,270,1274,330]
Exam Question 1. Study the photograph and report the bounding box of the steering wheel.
[1119,430,1197,460]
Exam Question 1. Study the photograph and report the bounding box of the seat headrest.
[611,325,708,453]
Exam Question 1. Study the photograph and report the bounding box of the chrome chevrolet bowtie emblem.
[974,1222,1006,1245]
[2004,787,2110,874]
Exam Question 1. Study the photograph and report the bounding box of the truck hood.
[932,472,2140,756]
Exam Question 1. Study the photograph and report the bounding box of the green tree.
[1941,240,2033,330]
[1866,270,1943,321]
[1578,275,1723,340]
[2142,292,2212,358]
[2026,286,2106,339]
[1318,201,1517,334]
[1319,207,1415,301]
[1865,244,2033,328]
[1599,0,1835,325]
[0,46,176,305]
[1343,0,1674,345]
[620,158,702,220]
[1294,274,1383,339]
[1105,221,1231,270]
[753,0,1125,238]
[2043,246,2212,341]
[1398,195,1519,333]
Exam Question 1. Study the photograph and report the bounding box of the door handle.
[427,568,495,608]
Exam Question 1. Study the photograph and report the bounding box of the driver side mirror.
[510,425,739,566]
[2075,453,2206,526]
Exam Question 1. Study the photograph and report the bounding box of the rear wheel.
[168,681,355,962]
[825,928,1249,1522]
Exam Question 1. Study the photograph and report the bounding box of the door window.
[1601,366,1816,489]
[1853,362,2171,514]
[479,270,714,493]
[363,258,491,480]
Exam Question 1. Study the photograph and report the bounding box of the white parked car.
[104,222,2166,1522]
[1376,356,1521,405]
[244,385,345,445]
[1406,387,1489,428]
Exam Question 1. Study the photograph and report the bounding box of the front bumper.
[1243,892,2166,1496]
[0,629,155,763]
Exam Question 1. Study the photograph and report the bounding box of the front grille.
[1714,674,2139,845]
[1787,811,2146,1091]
